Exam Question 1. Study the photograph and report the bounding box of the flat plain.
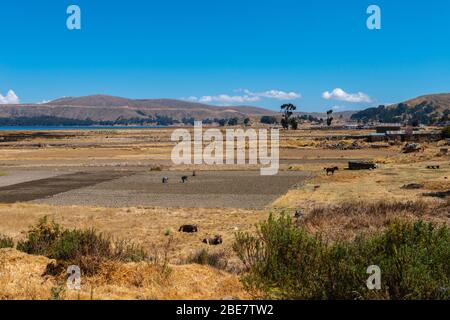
[0,127,448,299]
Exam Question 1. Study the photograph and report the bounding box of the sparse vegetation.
[234,213,450,300]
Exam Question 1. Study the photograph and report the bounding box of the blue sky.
[0,0,449,111]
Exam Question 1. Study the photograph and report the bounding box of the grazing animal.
[162,177,169,184]
[178,224,198,233]
[294,210,304,224]
[427,165,440,170]
[324,166,339,175]
[202,235,223,245]
[181,176,188,183]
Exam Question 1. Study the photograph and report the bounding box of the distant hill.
[298,110,356,121]
[0,94,275,125]
[351,93,450,124]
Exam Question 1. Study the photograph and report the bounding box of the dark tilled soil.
[0,171,134,203]
[35,171,310,209]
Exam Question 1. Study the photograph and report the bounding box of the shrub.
[233,214,450,300]
[17,217,148,275]
[0,234,14,249]
[233,214,328,299]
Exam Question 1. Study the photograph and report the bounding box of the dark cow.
[179,224,198,233]
[162,177,169,184]
[181,176,188,183]
[202,235,223,245]
[324,166,339,175]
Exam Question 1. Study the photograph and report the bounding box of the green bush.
[233,214,450,300]
[0,234,14,249]
[234,214,328,299]
[17,217,148,275]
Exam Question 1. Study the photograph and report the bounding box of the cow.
[162,177,169,184]
[202,235,223,245]
[324,166,339,175]
[181,176,188,183]
[179,224,198,233]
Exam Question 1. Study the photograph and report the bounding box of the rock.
[348,161,377,170]
[401,183,424,190]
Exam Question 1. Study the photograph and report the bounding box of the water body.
[0,125,165,131]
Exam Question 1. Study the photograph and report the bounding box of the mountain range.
[0,95,274,123]
[0,93,448,125]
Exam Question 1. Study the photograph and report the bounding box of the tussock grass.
[187,249,229,270]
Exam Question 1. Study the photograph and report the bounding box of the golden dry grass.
[0,248,248,300]
[301,200,450,242]
[0,203,267,263]
[274,159,450,210]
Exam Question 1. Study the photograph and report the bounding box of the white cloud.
[242,89,301,100]
[0,90,20,104]
[187,94,260,104]
[322,88,372,103]
[185,88,301,105]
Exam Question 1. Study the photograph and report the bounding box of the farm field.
[0,127,449,300]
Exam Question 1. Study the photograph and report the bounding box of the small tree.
[442,126,450,139]
[289,117,298,130]
[280,104,297,130]
[326,110,334,127]
[243,118,251,126]
[260,116,278,125]
[228,117,238,126]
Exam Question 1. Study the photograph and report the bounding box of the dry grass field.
[0,127,448,299]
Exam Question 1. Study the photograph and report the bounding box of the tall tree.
[326,109,334,127]
[280,103,297,130]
